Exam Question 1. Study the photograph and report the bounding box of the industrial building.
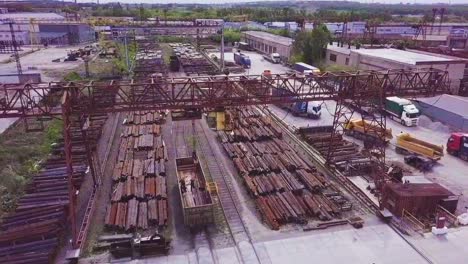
[0,13,95,45]
[325,44,467,93]
[0,12,66,23]
[37,23,95,45]
[322,21,468,48]
[415,94,468,132]
[242,31,293,61]
[382,182,457,217]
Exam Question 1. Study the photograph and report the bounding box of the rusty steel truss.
[0,68,449,246]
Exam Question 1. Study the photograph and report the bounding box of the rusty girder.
[0,69,449,119]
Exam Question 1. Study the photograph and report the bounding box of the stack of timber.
[218,108,351,230]
[106,111,168,231]
[0,113,107,264]
[297,126,372,175]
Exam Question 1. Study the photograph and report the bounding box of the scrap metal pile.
[218,108,351,230]
[105,111,168,231]
[0,113,107,264]
[298,126,372,175]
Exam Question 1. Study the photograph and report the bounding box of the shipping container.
[176,155,215,227]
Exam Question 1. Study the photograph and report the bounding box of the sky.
[76,0,467,5]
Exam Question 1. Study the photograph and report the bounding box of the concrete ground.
[122,219,431,264]
[0,44,94,134]
[0,44,89,80]
[208,51,289,75]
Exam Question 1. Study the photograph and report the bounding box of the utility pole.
[220,22,225,71]
[124,30,129,70]
[7,20,22,75]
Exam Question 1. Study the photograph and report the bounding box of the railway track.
[262,107,380,215]
[172,120,259,263]
[193,120,263,264]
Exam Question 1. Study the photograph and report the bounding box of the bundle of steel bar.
[105,199,168,230]
[0,113,107,263]
[122,124,162,137]
[125,110,166,125]
[217,107,350,229]
[111,176,167,202]
[106,111,169,232]
[298,126,372,174]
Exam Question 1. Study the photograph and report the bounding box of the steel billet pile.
[105,110,169,231]
[218,108,351,230]
[0,113,107,264]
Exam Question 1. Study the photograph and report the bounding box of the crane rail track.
[171,119,262,263]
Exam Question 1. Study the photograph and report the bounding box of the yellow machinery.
[396,133,444,160]
[344,118,393,145]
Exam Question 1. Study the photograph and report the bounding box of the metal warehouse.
[242,31,293,61]
[38,23,95,45]
[415,94,468,132]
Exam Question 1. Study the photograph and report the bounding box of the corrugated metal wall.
[416,101,468,132]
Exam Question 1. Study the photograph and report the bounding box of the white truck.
[263,53,281,64]
[385,96,420,126]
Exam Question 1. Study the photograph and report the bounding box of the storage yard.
[1,5,468,264]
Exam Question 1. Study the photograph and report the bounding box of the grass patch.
[0,119,63,217]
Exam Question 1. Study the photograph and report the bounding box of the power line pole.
[8,21,22,75]
[220,22,225,71]
[124,31,129,70]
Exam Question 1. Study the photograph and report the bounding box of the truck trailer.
[447,133,468,161]
[385,97,420,126]
[396,133,444,171]
[272,87,322,118]
[344,119,393,146]
[233,52,251,68]
[293,62,320,75]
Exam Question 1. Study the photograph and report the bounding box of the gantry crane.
[0,69,450,247]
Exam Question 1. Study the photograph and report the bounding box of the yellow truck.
[396,133,444,160]
[344,119,393,146]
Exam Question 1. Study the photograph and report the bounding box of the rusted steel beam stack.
[298,127,372,175]
[218,108,351,230]
[105,110,169,231]
[0,113,107,263]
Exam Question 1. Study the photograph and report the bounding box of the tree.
[293,25,331,65]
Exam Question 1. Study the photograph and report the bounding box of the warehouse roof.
[0,12,65,20]
[353,48,465,65]
[243,31,293,46]
[417,94,468,118]
[327,44,353,55]
[386,182,454,197]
